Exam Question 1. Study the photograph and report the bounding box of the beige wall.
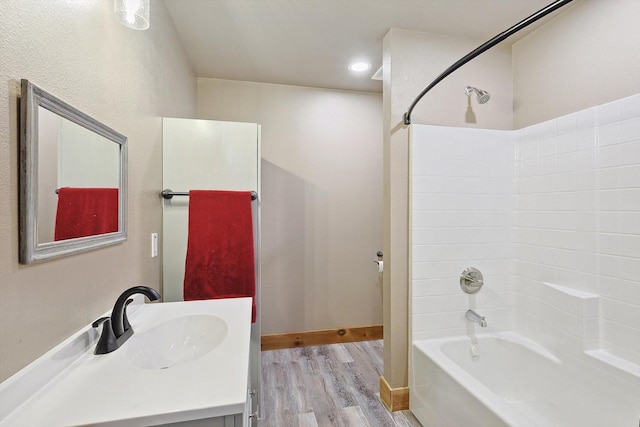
[513,0,640,128]
[383,28,513,388]
[0,0,196,381]
[386,29,514,130]
[197,78,383,335]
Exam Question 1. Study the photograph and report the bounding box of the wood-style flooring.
[259,340,422,427]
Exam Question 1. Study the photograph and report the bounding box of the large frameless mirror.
[19,79,128,264]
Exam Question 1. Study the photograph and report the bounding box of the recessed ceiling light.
[349,61,371,73]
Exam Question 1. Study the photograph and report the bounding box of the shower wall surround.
[410,93,640,366]
[513,93,640,366]
[410,125,515,341]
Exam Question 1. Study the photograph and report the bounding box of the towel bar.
[161,189,257,201]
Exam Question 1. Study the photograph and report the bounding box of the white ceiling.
[163,0,554,93]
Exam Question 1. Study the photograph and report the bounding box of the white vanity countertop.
[0,297,252,426]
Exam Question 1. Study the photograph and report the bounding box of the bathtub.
[411,332,640,427]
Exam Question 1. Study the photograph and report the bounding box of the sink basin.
[126,314,228,370]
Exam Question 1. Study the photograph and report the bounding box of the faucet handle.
[92,317,117,355]
[92,317,110,328]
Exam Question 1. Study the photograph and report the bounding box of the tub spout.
[466,309,487,327]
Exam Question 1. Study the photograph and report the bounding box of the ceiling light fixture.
[349,62,371,73]
[114,0,150,30]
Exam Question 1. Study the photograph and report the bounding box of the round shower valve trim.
[460,267,484,294]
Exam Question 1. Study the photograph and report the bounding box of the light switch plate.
[151,233,158,257]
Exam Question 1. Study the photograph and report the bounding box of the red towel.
[54,187,119,241]
[183,190,256,322]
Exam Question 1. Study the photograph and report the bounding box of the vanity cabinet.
[162,380,254,427]
[162,413,244,426]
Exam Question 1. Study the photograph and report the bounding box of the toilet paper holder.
[374,251,384,273]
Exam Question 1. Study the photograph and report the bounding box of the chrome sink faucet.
[465,309,487,327]
[92,286,161,354]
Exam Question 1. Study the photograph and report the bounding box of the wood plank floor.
[259,340,423,427]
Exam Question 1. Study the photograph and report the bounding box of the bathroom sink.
[126,314,228,370]
[0,297,252,426]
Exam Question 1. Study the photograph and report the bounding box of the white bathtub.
[411,332,640,427]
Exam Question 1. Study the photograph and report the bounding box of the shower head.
[465,86,491,104]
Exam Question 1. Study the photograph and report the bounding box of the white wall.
[410,92,640,369]
[36,108,61,241]
[0,0,196,381]
[162,118,260,303]
[514,94,640,365]
[58,119,120,188]
[196,78,383,335]
[410,125,514,341]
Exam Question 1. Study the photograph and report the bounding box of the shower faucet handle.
[460,267,484,294]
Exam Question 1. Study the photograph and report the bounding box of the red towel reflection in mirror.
[54,187,119,240]
[183,190,256,323]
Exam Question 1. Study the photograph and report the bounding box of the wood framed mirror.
[19,79,128,264]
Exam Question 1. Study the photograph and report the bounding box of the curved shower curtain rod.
[403,0,574,125]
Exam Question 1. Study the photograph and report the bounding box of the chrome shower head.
[465,86,490,104]
[476,89,490,104]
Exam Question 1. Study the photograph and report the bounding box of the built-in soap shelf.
[541,282,599,348]
[540,282,640,380]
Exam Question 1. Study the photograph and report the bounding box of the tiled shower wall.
[410,125,514,341]
[411,94,640,365]
[514,94,640,365]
